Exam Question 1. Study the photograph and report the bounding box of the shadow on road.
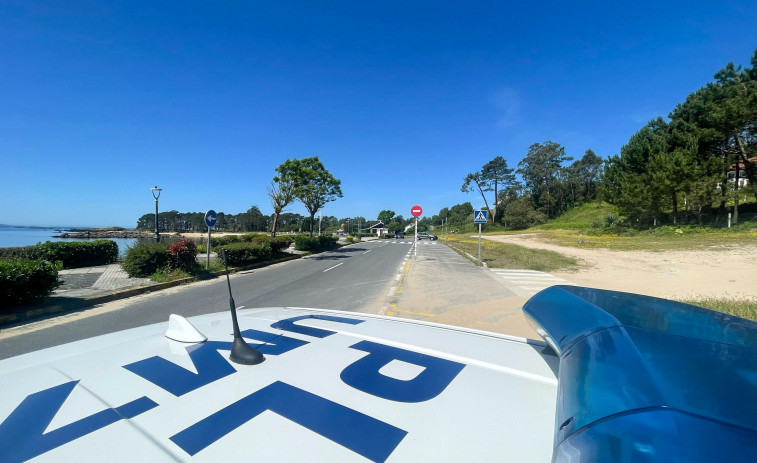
[309,254,352,261]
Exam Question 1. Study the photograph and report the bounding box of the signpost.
[411,205,422,242]
[473,210,488,265]
[204,210,218,269]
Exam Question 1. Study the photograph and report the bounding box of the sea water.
[0,227,138,257]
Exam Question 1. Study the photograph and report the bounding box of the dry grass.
[444,234,577,271]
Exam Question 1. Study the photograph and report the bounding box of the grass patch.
[445,234,577,271]
[534,202,618,230]
[149,260,227,283]
[150,268,192,283]
[679,298,757,323]
[532,226,757,251]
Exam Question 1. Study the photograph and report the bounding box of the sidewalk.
[0,264,163,326]
[55,264,154,298]
[1,252,301,327]
[384,241,540,339]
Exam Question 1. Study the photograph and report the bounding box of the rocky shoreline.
[52,228,153,239]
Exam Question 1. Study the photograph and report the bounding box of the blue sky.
[1,1,755,228]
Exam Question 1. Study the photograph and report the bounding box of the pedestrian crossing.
[488,269,573,298]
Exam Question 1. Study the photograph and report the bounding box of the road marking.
[362,249,372,254]
[386,303,435,318]
[323,263,344,272]
[237,306,245,310]
[394,308,436,317]
[489,268,573,297]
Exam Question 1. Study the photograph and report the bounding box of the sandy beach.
[483,234,757,301]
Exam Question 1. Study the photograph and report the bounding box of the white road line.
[488,268,573,297]
[323,263,344,272]
[237,306,245,309]
[362,249,372,254]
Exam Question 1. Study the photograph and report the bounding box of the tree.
[604,120,669,225]
[461,172,491,214]
[481,156,516,219]
[517,141,573,218]
[448,202,474,225]
[377,210,396,224]
[294,157,343,236]
[503,197,547,229]
[237,206,269,232]
[462,156,517,219]
[268,159,299,237]
[566,150,604,205]
[670,51,757,223]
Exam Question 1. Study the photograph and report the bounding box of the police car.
[1,286,756,462]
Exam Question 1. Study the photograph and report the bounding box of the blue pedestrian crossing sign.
[474,210,488,223]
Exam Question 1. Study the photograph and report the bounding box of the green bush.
[221,242,272,265]
[122,242,169,277]
[0,259,62,308]
[295,234,338,251]
[294,234,318,251]
[0,240,118,269]
[318,235,338,248]
[268,235,294,253]
[167,239,198,271]
[345,235,362,243]
[210,235,244,248]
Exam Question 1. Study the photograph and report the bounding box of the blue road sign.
[205,210,218,228]
[473,210,488,224]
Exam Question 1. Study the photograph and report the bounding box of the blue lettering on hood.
[170,380,407,463]
[0,381,157,463]
[341,340,466,402]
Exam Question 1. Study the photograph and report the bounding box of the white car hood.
[0,308,558,462]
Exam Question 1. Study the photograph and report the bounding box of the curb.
[0,254,302,328]
[447,243,487,268]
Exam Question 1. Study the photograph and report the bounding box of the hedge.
[0,240,118,269]
[0,259,62,309]
[208,234,294,253]
[294,234,338,252]
[122,242,169,277]
[221,242,272,265]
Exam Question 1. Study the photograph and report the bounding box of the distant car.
[395,231,405,239]
[417,232,437,240]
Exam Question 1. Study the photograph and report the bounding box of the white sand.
[483,234,757,301]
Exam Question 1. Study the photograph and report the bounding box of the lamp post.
[150,186,162,242]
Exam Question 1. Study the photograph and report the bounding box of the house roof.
[365,221,387,230]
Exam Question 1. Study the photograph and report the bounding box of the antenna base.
[229,337,265,365]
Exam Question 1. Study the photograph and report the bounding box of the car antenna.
[222,248,265,365]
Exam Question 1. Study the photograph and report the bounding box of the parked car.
[416,232,437,240]
[395,231,405,238]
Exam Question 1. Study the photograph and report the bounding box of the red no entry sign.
[411,205,422,217]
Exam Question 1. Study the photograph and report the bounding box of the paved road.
[0,240,415,359]
[388,240,539,339]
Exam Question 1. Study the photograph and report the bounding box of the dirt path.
[483,234,757,301]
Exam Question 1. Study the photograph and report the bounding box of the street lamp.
[150,186,162,242]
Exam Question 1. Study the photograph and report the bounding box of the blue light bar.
[523,286,757,462]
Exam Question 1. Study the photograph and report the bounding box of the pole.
[319,211,322,236]
[478,223,482,265]
[206,226,211,269]
[154,197,160,242]
[414,217,418,259]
